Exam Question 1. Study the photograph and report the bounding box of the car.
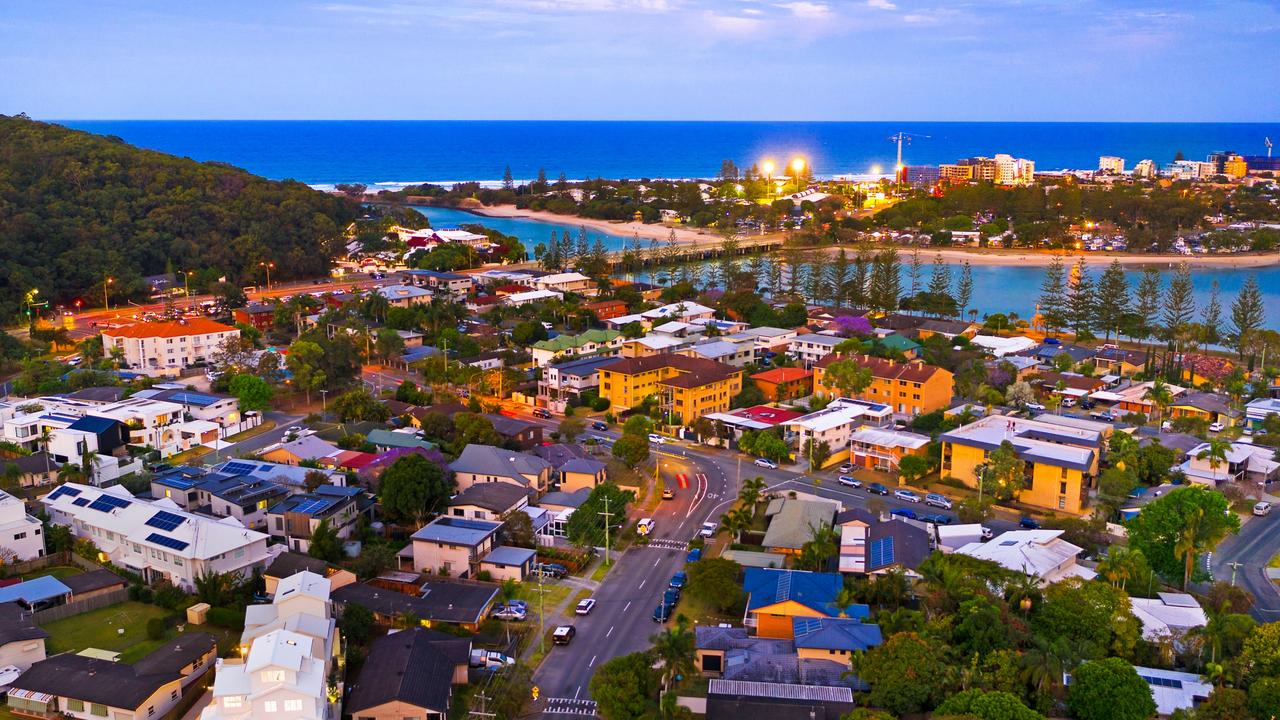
[1254,501,1273,517]
[575,598,597,615]
[1019,516,1042,530]
[552,625,576,645]
[920,513,951,525]
[924,492,952,510]
[648,433,665,445]
[698,522,717,538]
[890,508,917,520]
[686,548,702,563]
[64,355,82,366]
[1080,398,1096,410]
[1025,402,1046,411]
[533,563,567,579]
[1061,397,1076,408]
[592,421,608,431]
[147,462,173,475]
[1209,422,1225,433]
[838,475,862,488]
[470,649,516,669]
[492,605,527,621]
[663,588,681,607]
[838,463,853,473]
[669,572,687,589]
[505,599,529,612]
[754,458,778,469]
[980,526,994,541]
[867,482,889,496]
[637,518,655,536]
[1090,411,1114,422]
[287,426,303,434]
[533,408,552,419]
[653,602,673,623]
[894,489,921,503]
[661,487,674,500]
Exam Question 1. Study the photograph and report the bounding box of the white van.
[637,518,655,536]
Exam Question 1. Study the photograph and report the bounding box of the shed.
[186,602,210,625]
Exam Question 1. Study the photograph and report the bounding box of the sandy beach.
[462,202,727,246]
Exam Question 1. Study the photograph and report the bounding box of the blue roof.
[0,576,72,605]
[482,545,537,567]
[792,617,882,651]
[401,346,442,363]
[411,516,502,546]
[314,484,363,497]
[68,415,120,434]
[743,568,857,617]
[551,355,626,377]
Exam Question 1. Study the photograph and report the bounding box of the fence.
[2,550,101,578]
[32,587,129,625]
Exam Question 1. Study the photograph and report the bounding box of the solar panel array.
[145,510,185,531]
[868,537,895,569]
[88,495,131,512]
[1139,674,1184,690]
[290,497,335,515]
[146,533,190,552]
[170,392,220,406]
[47,486,82,501]
[72,497,90,507]
[221,461,258,475]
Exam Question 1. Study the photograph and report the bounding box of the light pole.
[259,262,275,292]
[103,276,114,311]
[762,160,776,200]
[791,157,806,191]
[181,271,193,308]
[320,389,328,414]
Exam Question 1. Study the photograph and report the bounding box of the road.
[1210,508,1280,621]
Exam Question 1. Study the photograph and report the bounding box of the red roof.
[102,318,237,339]
[751,367,813,384]
[731,405,806,426]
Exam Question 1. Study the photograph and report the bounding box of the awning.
[1089,391,1125,402]
[8,688,55,703]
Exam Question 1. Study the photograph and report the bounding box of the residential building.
[365,428,436,453]
[503,289,562,307]
[346,627,472,720]
[0,490,44,560]
[447,482,530,521]
[597,354,743,426]
[940,414,1103,515]
[970,334,1038,358]
[814,354,954,417]
[1169,392,1239,427]
[261,435,343,466]
[1132,159,1157,179]
[557,457,608,493]
[530,329,623,367]
[1093,346,1148,377]
[1098,156,1126,174]
[1178,441,1279,486]
[232,302,276,332]
[405,517,502,578]
[583,299,629,321]
[787,399,895,467]
[687,340,755,367]
[43,483,271,591]
[793,617,883,664]
[262,552,357,596]
[206,458,346,491]
[617,334,690,357]
[204,628,329,720]
[743,568,868,639]
[10,633,216,720]
[0,602,48,671]
[1106,380,1189,417]
[2,453,58,489]
[331,577,498,631]
[750,367,814,402]
[835,508,931,576]
[133,386,253,434]
[604,301,716,331]
[101,318,240,375]
[1127,667,1212,716]
[846,426,930,472]
[956,529,1096,584]
[478,545,536,582]
[377,284,433,308]
[538,355,616,401]
[703,405,807,442]
[400,269,473,300]
[761,497,839,555]
[787,334,844,368]
[1246,397,1280,431]
[532,271,596,296]
[482,414,544,450]
[266,485,362,553]
[696,625,868,689]
[1130,592,1208,643]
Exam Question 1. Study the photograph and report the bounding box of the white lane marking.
[653,558,660,567]
[638,579,646,590]
[589,655,597,668]
[606,625,614,637]
[574,686,581,700]
[623,601,631,612]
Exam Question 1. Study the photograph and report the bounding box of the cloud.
[866,0,896,10]
[775,2,831,19]
[704,10,765,35]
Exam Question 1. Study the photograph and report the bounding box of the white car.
[754,458,778,469]
[894,489,922,503]
[698,522,717,538]
[1209,422,1225,433]
[1254,501,1273,517]
[838,463,853,473]
[1026,403,1046,412]
[647,433,665,445]
[470,649,515,669]
[837,475,862,488]
[575,598,596,615]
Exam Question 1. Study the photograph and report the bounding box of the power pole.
[469,692,495,720]
[598,495,613,565]
[1228,561,1243,586]
[537,565,546,655]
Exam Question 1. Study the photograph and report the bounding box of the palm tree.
[1174,508,1205,591]
[1143,378,1173,426]
[1197,438,1232,484]
[738,475,765,508]
[57,462,85,483]
[37,427,53,476]
[653,615,695,694]
[1021,636,1072,697]
[1,463,21,492]
[718,508,752,543]
[79,450,101,486]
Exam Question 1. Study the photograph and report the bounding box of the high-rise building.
[952,154,1035,186]
[1223,156,1248,178]
[1098,156,1125,174]
[904,165,940,188]
[1132,159,1157,179]
[939,163,974,182]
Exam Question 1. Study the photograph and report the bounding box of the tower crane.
[1266,137,1273,158]
[888,131,930,170]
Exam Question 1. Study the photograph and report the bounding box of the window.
[92,703,108,717]
[223,697,243,709]
[68,699,85,712]
[13,532,25,540]
[284,699,304,711]
[263,701,279,713]
[171,690,179,701]
[261,670,286,683]
[1059,481,1068,494]
[1058,496,1067,510]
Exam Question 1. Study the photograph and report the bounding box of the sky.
[1,0,1278,121]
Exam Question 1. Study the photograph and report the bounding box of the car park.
[698,522,717,538]
[924,493,952,509]
[552,625,576,645]
[575,598,596,615]
[1019,516,1042,529]
[470,650,515,669]
[837,475,862,488]
[686,548,702,563]
[754,458,778,469]
[890,508,917,520]
[894,489,921,503]
[669,572,687,589]
[867,482,889,495]
[1254,501,1273,517]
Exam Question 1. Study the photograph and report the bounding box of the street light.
[791,157,806,186]
[259,262,275,292]
[103,277,114,311]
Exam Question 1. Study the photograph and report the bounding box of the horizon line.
[41,117,1280,125]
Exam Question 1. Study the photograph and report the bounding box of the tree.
[1126,486,1239,589]
[227,373,273,412]
[558,417,585,442]
[853,632,949,715]
[622,415,653,437]
[795,522,838,572]
[611,434,649,466]
[934,689,1044,720]
[1133,266,1163,342]
[1196,438,1232,483]
[1005,380,1036,407]
[589,651,658,720]
[378,454,454,527]
[1238,621,1280,680]
[1066,658,1156,720]
[1095,259,1130,342]
[1200,279,1224,345]
[511,321,549,346]
[329,388,391,422]
[1161,261,1196,351]
[1229,274,1265,357]
[1065,258,1096,338]
[803,439,831,471]
[730,383,766,409]
[564,483,632,548]
[1142,378,1174,426]
[956,260,974,319]
[897,454,932,486]
[501,509,536,548]
[1037,256,1068,335]
[983,440,1025,502]
[286,340,326,403]
[1196,687,1249,720]
[1034,578,1141,662]
[821,358,873,398]
[338,602,375,647]
[374,327,405,362]
[685,558,743,613]
[308,518,344,562]
[1248,676,1280,720]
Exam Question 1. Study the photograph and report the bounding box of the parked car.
[648,433,666,445]
[837,475,862,488]
[838,463,853,473]
[552,625,577,645]
[653,602,673,623]
[920,513,951,525]
[686,548,702,563]
[894,489,921,503]
[470,650,515,669]
[1209,422,1225,433]
[890,508,918,520]
[592,421,608,431]
[1254,501,1273,517]
[533,563,568,579]
[1025,402,1046,411]
[698,522,717,538]
[1019,516,1042,530]
[637,518,655,536]
[1090,411,1114,422]
[669,572,687,589]
[663,588,681,607]
[575,598,596,615]
[533,408,552,419]
[924,492,952,509]
[492,605,527,621]
[867,482,889,496]
[754,458,778,469]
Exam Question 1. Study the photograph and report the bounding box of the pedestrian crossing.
[643,538,688,551]
[543,698,598,716]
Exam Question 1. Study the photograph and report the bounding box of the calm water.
[60,120,1279,185]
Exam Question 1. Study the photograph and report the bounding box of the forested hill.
[0,115,358,318]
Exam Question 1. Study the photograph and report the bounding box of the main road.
[1210,507,1280,621]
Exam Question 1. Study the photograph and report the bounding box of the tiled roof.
[750,367,813,384]
[101,318,237,339]
[599,353,738,384]
[815,353,948,384]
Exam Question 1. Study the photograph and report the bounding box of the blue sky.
[2,0,1277,120]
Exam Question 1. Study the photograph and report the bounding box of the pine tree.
[1134,267,1163,343]
[850,247,871,308]
[1037,256,1069,336]
[869,248,902,313]
[909,247,924,310]
[749,255,766,294]
[1229,274,1265,357]
[1065,259,1096,338]
[765,255,784,299]
[956,260,974,320]
[827,249,851,309]
[1095,260,1130,342]
[1200,279,1223,346]
[575,226,590,263]
[928,253,952,296]
[803,253,828,304]
[502,165,514,191]
[535,168,548,193]
[1161,262,1196,350]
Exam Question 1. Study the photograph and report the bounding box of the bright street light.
[791,157,806,175]
[761,160,776,178]
[870,165,882,175]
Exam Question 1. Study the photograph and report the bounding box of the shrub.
[153,583,187,610]
[592,397,611,412]
[207,606,245,629]
[562,405,575,417]
[146,617,168,640]
[475,570,492,582]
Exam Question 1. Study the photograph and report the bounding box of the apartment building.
[787,399,894,467]
[813,354,954,417]
[101,318,239,375]
[787,334,844,369]
[0,490,44,561]
[597,354,744,426]
[530,328,623,367]
[538,355,616,402]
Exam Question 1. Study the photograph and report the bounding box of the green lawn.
[42,601,176,663]
[22,565,83,581]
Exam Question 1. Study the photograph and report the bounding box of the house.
[43,483,270,592]
[970,334,1039,358]
[1179,441,1279,486]
[1130,592,1208,643]
[504,289,563,306]
[266,485,362,554]
[405,517,502,578]
[260,435,343,466]
[203,628,329,720]
[916,318,978,340]
[1168,392,1239,427]
[447,482,530,521]
[345,627,472,720]
[461,350,505,370]
[482,414,543,450]
[538,355,618,401]
[750,367,814,402]
[558,457,608,493]
[101,318,240,375]
[478,545,537,582]
[262,552,357,595]
[241,571,340,669]
[134,386,253,434]
[597,354,744,426]
[813,353,954,417]
[0,490,44,560]
[0,576,70,612]
[705,678,855,720]
[956,529,1096,584]
[1034,371,1106,402]
[194,473,290,531]
[331,578,499,630]
[792,617,883,664]
[940,414,1103,515]
[1030,343,1096,368]
[702,405,807,441]
[232,302,276,332]
[876,333,922,359]
[532,271,596,296]
[695,625,863,689]
[530,329,623,367]
[743,568,868,639]
[365,428,436,453]
[0,602,48,671]
[1246,397,1280,431]
[10,633,215,720]
[846,426,931,472]
[1093,346,1149,377]
[787,334,844,368]
[206,458,347,492]
[584,298,629,321]
[761,498,839,556]
[605,301,715,331]
[1126,667,1213,716]
[1106,380,1189,417]
[786,399,895,467]
[835,508,931,576]
[2,453,57,488]
[688,340,755,367]
[377,284,433,308]
[449,444,552,494]
[400,269,473,300]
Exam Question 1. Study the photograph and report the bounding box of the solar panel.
[145,533,190,552]
[72,497,90,507]
[291,498,333,515]
[221,461,258,475]
[171,392,219,405]
[48,486,82,501]
[88,495,130,512]
[868,537,895,569]
[1139,675,1184,690]
[145,510,185,531]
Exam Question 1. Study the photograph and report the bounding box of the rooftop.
[411,516,503,546]
[101,317,237,339]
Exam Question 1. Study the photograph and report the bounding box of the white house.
[204,628,329,720]
[0,490,44,561]
[101,318,240,376]
[787,334,844,368]
[956,529,1096,585]
[503,289,563,307]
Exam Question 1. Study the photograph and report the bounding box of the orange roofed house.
[750,367,814,402]
[813,353,953,417]
[597,354,743,426]
[101,319,240,376]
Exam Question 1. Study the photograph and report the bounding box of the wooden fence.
[32,587,129,625]
[2,550,102,578]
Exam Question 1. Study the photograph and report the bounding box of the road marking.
[589,655,597,668]
[574,686,581,699]
[638,579,645,590]
[623,601,631,612]
[606,625,614,637]
[653,558,660,567]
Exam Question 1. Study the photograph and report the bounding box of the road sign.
[532,686,540,701]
